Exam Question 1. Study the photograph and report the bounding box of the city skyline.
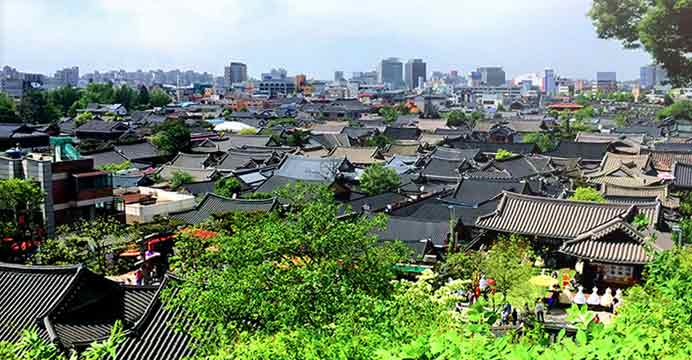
[2,0,652,80]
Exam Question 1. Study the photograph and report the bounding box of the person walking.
[535,299,545,323]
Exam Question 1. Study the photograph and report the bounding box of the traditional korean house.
[327,146,385,167]
[0,123,49,150]
[672,162,692,191]
[75,120,130,141]
[475,192,672,288]
[0,263,195,359]
[169,193,277,225]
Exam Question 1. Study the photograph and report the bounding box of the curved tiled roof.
[560,219,656,265]
[672,162,692,189]
[169,193,277,224]
[170,153,211,169]
[0,263,82,342]
[475,192,660,240]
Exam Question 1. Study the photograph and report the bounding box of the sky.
[0,0,653,81]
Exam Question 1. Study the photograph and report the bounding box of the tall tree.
[149,88,172,107]
[46,86,81,116]
[0,93,19,123]
[360,164,400,196]
[17,90,60,124]
[589,0,692,86]
[151,119,191,155]
[137,85,150,108]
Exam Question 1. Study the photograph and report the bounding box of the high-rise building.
[54,67,79,87]
[334,71,344,82]
[641,64,669,88]
[224,62,247,87]
[596,72,617,93]
[477,67,506,86]
[543,68,556,96]
[404,59,427,90]
[295,74,307,91]
[378,58,403,89]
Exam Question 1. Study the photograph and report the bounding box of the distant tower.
[176,74,182,103]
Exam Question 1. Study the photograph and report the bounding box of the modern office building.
[596,72,617,93]
[477,67,506,86]
[378,58,404,89]
[224,62,248,87]
[334,71,344,82]
[544,68,556,96]
[640,65,669,89]
[405,59,427,90]
[54,67,79,87]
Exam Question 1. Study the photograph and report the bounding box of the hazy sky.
[0,0,653,80]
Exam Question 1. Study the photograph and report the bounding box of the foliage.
[379,106,400,124]
[151,119,191,155]
[494,149,513,160]
[359,164,400,196]
[437,251,483,282]
[365,133,392,148]
[96,160,132,173]
[284,129,311,146]
[569,187,606,203]
[632,213,650,231]
[79,83,115,106]
[0,92,19,123]
[18,90,60,124]
[243,191,274,200]
[0,321,125,360]
[0,178,45,242]
[267,118,297,128]
[445,110,473,128]
[47,86,81,117]
[136,85,150,108]
[166,185,410,355]
[523,132,555,153]
[657,100,692,121]
[149,88,172,107]
[75,111,94,127]
[480,235,534,302]
[614,112,627,127]
[589,0,692,86]
[31,217,129,276]
[238,128,257,135]
[169,170,194,190]
[214,177,241,198]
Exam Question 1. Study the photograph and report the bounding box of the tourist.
[134,268,144,286]
[535,299,545,323]
[511,308,518,326]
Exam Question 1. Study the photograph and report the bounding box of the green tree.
[151,119,191,155]
[570,187,606,203]
[0,92,19,123]
[589,0,692,86]
[79,83,115,107]
[47,86,81,116]
[137,85,150,108]
[113,84,138,111]
[445,110,470,128]
[97,160,132,173]
[32,217,127,275]
[17,90,60,124]
[365,133,392,148]
[437,251,483,281]
[0,178,45,245]
[523,132,555,153]
[75,111,94,127]
[243,191,273,200]
[379,106,399,124]
[169,170,194,190]
[481,235,534,302]
[495,149,513,160]
[149,88,172,107]
[215,177,241,198]
[657,100,692,121]
[166,185,409,350]
[359,164,400,196]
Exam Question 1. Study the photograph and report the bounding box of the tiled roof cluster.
[170,193,277,224]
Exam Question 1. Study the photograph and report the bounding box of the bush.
[169,170,194,190]
[360,164,400,196]
[495,149,513,160]
[569,187,605,203]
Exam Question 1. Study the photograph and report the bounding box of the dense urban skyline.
[1,0,652,81]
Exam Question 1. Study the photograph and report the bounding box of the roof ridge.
[503,191,659,207]
[0,262,83,272]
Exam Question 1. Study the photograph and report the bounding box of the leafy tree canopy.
[214,177,241,198]
[359,164,400,196]
[47,86,81,116]
[570,187,606,203]
[0,92,19,123]
[589,0,692,86]
[151,119,191,155]
[523,132,555,153]
[169,170,194,190]
[149,88,172,107]
[18,90,60,124]
[96,160,132,173]
[657,100,692,121]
